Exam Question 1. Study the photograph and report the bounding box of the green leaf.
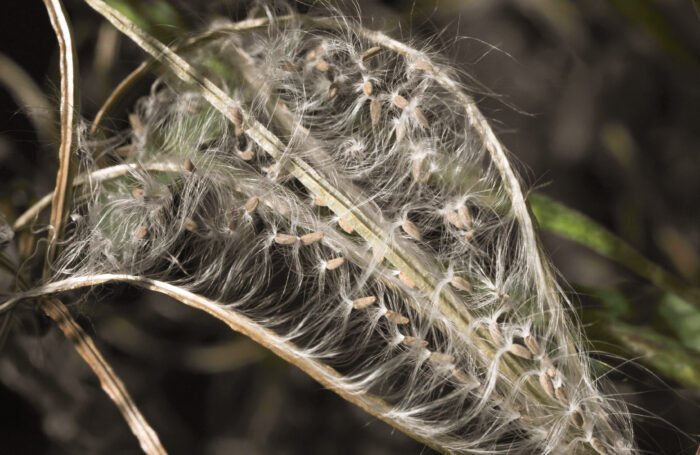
[659,292,700,353]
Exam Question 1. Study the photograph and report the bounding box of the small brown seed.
[509,343,532,360]
[231,107,243,127]
[450,276,472,292]
[328,83,339,99]
[458,205,472,230]
[184,218,198,232]
[392,94,409,109]
[429,352,455,365]
[325,257,345,270]
[115,144,134,158]
[352,296,376,310]
[240,149,254,161]
[132,188,144,198]
[451,369,480,389]
[301,232,324,245]
[398,271,416,289]
[234,125,243,137]
[464,230,475,242]
[315,59,330,72]
[134,226,148,239]
[539,372,555,398]
[524,335,541,357]
[245,197,259,213]
[274,233,299,245]
[362,80,373,97]
[412,59,434,72]
[413,107,429,128]
[547,365,557,378]
[184,158,195,172]
[369,99,381,126]
[128,113,144,137]
[446,210,463,229]
[403,336,428,349]
[361,46,381,62]
[338,217,354,234]
[411,158,424,182]
[280,60,301,72]
[384,310,409,325]
[589,437,608,455]
[401,220,422,241]
[554,386,569,406]
[489,321,504,345]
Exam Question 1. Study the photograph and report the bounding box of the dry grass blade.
[39,297,167,455]
[42,0,78,277]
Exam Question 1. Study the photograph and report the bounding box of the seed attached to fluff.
[451,369,480,389]
[450,276,472,292]
[231,107,243,127]
[589,437,608,455]
[509,343,532,360]
[184,218,198,232]
[352,296,376,310]
[245,197,259,213]
[361,46,381,62]
[429,352,455,365]
[325,257,345,270]
[413,107,429,128]
[524,335,541,357]
[554,386,569,406]
[239,149,254,161]
[464,230,475,242]
[489,320,504,346]
[315,59,330,72]
[328,83,339,99]
[115,144,134,158]
[401,220,422,241]
[362,80,373,97]
[539,372,555,398]
[446,210,463,229]
[392,94,409,109]
[398,271,416,289]
[370,99,381,126]
[304,44,324,61]
[402,336,428,349]
[458,205,472,230]
[338,217,354,234]
[572,409,586,428]
[301,232,324,245]
[274,233,299,245]
[412,59,434,72]
[280,60,301,72]
[132,188,144,198]
[411,157,424,182]
[384,310,409,325]
[134,226,148,239]
[128,113,144,137]
[184,158,195,172]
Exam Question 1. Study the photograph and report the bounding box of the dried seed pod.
[184,158,195,172]
[239,149,254,161]
[338,217,354,234]
[184,218,198,232]
[392,94,409,109]
[489,320,504,346]
[398,271,416,289]
[554,386,569,406]
[274,233,299,245]
[429,352,455,365]
[315,59,330,72]
[539,372,555,398]
[524,335,541,357]
[325,257,345,270]
[134,226,148,239]
[509,343,532,360]
[384,310,409,325]
[301,232,324,245]
[450,276,472,292]
[403,336,428,349]
[245,197,259,213]
[328,83,339,99]
[361,46,381,61]
[131,188,144,198]
[369,99,381,126]
[413,107,429,128]
[352,296,376,310]
[128,113,144,137]
[362,80,373,97]
[401,220,422,241]
[280,60,301,72]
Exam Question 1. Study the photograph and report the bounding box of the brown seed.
[464,230,475,242]
[245,197,259,213]
[429,352,455,365]
[362,80,373,97]
[274,233,299,245]
[352,296,376,310]
[450,276,472,292]
[572,409,586,428]
[547,363,557,378]
[489,320,504,346]
[325,257,345,270]
[589,437,608,455]
[128,113,144,137]
[369,99,381,126]
[524,335,541,357]
[301,232,324,245]
[554,386,569,406]
[411,158,423,183]
[132,188,144,198]
[134,226,148,239]
[115,144,134,158]
[239,149,254,161]
[395,123,407,142]
[392,94,409,109]
[361,46,381,62]
[184,158,195,172]
[458,205,472,230]
[509,343,532,360]
[231,107,243,127]
[401,220,422,241]
[328,83,339,99]
[315,59,330,72]
[184,218,198,232]
[280,60,301,72]
[539,372,555,398]
[398,271,416,289]
[338,217,354,234]
[234,125,243,137]
[304,44,324,61]
[446,210,463,229]
[413,107,429,128]
[412,59,434,72]
[384,310,409,325]
[451,369,480,389]
[403,336,428,349]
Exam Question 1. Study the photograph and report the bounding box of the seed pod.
[401,220,422,241]
[338,217,354,234]
[450,276,472,292]
[554,386,569,407]
[489,320,504,346]
[315,59,330,72]
[245,197,259,213]
[352,296,376,310]
[274,233,299,245]
[403,336,428,349]
[361,46,381,61]
[369,99,381,126]
[384,310,409,325]
[328,83,339,99]
[184,218,198,232]
[301,232,324,245]
[392,94,409,109]
[184,158,195,172]
[362,80,373,97]
[429,352,455,365]
[134,226,148,239]
[509,343,532,360]
[413,107,429,128]
[398,271,416,289]
[325,257,345,270]
[128,113,144,137]
[524,335,541,357]
[539,372,555,398]
[239,149,254,161]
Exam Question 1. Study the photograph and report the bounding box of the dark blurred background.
[1,0,698,453]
